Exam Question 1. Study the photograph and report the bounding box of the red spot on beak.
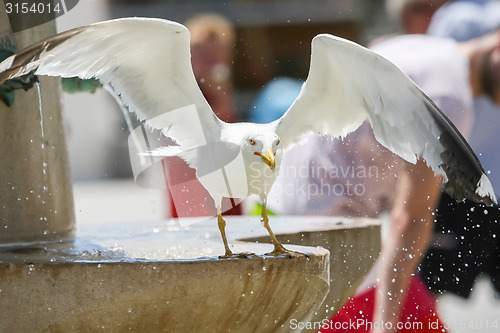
[254,149,275,169]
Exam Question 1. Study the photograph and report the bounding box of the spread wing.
[0,17,221,152]
[275,34,496,205]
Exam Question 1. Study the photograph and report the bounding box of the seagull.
[0,17,496,257]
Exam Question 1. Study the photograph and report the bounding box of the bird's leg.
[217,207,254,259]
[261,203,287,253]
[217,207,233,257]
[260,199,307,257]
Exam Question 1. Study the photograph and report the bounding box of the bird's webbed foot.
[266,243,309,259]
[218,251,256,259]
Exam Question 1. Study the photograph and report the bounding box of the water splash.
[35,82,48,201]
[35,82,45,150]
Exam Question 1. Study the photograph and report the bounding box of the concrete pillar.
[0,1,75,244]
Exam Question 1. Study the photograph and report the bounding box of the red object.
[163,157,242,218]
[319,276,447,333]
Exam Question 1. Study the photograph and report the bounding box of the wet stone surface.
[0,217,349,332]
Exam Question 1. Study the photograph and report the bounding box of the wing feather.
[275,34,496,205]
[0,17,221,151]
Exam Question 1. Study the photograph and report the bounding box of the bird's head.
[241,132,281,170]
[221,123,282,172]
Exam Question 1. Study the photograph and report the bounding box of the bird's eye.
[249,138,256,145]
[276,139,280,146]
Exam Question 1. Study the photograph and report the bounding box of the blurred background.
[56,0,394,222]
[57,0,393,182]
[53,1,500,331]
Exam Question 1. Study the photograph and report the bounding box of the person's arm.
[372,159,442,332]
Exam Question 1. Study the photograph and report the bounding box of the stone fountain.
[0,7,380,332]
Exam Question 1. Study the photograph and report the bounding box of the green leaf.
[62,77,102,93]
[249,202,276,216]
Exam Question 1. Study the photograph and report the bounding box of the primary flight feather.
[0,17,496,257]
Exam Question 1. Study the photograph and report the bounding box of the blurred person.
[265,27,500,332]
[386,0,447,34]
[419,0,500,300]
[427,0,500,42]
[186,13,237,123]
[267,35,466,333]
[163,14,242,219]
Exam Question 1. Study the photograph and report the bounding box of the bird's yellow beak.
[259,149,275,170]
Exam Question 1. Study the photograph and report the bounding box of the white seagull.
[0,18,496,257]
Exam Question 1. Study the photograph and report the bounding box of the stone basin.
[0,218,329,333]
[0,216,380,332]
